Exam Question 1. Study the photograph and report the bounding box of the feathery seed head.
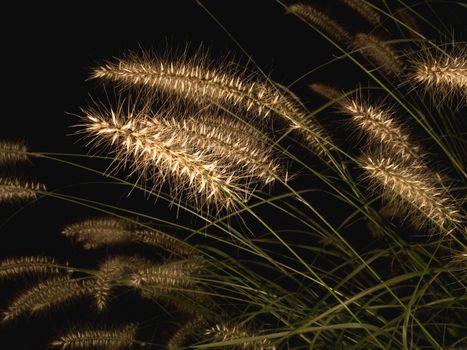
[130,258,204,294]
[339,0,381,26]
[164,114,283,185]
[205,323,276,350]
[90,50,331,161]
[63,216,197,256]
[354,33,404,76]
[91,51,280,121]
[288,3,352,45]
[62,217,134,249]
[135,229,198,257]
[0,141,28,165]
[0,177,45,204]
[406,43,467,105]
[309,83,343,102]
[394,7,421,35]
[51,324,137,350]
[3,276,94,322]
[341,95,422,161]
[80,105,253,211]
[167,315,206,349]
[0,256,67,281]
[360,155,462,232]
[94,256,152,311]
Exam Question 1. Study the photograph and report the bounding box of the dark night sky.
[1,1,465,349]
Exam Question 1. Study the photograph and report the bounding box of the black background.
[1,1,465,349]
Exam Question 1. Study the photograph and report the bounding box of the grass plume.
[167,315,206,349]
[3,276,94,322]
[62,217,135,249]
[0,256,66,281]
[80,106,254,210]
[94,256,151,311]
[407,43,467,104]
[354,33,404,76]
[0,141,28,166]
[204,323,276,350]
[63,216,197,256]
[340,95,422,161]
[130,258,204,294]
[360,155,462,232]
[288,3,352,45]
[0,177,45,204]
[51,324,137,349]
[90,51,331,160]
[339,0,381,26]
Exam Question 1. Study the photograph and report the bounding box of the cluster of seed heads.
[0,142,45,204]
[84,47,336,210]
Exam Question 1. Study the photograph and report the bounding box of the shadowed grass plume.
[0,177,45,204]
[94,256,152,311]
[3,276,94,322]
[167,315,206,349]
[353,33,404,76]
[51,324,138,350]
[0,256,67,281]
[204,323,276,350]
[339,0,381,26]
[130,258,204,295]
[288,3,352,46]
[63,216,197,256]
[0,141,28,166]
